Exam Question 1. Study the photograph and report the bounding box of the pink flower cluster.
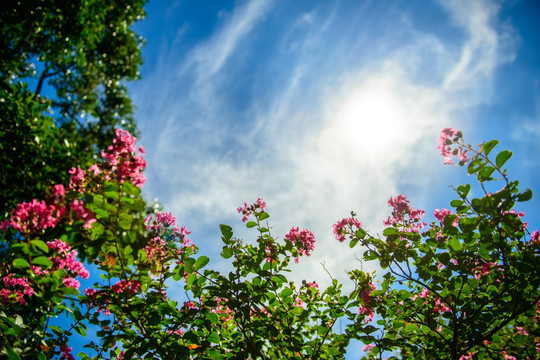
[358,305,374,323]
[528,230,540,245]
[437,127,469,165]
[434,208,459,226]
[362,344,375,353]
[144,212,193,274]
[285,227,315,263]
[357,283,376,323]
[473,261,498,280]
[0,274,34,305]
[412,288,451,314]
[59,345,75,360]
[68,167,85,191]
[383,195,426,233]
[237,197,266,222]
[100,129,147,187]
[332,217,362,242]
[70,199,96,229]
[112,279,141,294]
[84,288,111,316]
[0,199,64,234]
[47,239,90,289]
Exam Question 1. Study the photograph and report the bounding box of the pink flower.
[62,278,80,289]
[285,227,316,261]
[501,351,516,360]
[0,199,65,234]
[358,306,374,323]
[60,345,75,360]
[70,199,96,229]
[528,230,540,245]
[362,344,375,352]
[256,197,266,211]
[1,274,34,305]
[52,184,66,198]
[459,352,473,360]
[68,167,85,190]
[332,217,362,242]
[437,128,469,165]
[112,279,141,294]
[99,129,147,188]
[237,198,267,222]
[383,195,426,233]
[360,283,376,305]
[47,239,90,284]
[433,297,451,314]
[434,208,459,226]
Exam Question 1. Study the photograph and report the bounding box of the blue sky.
[127,0,539,356]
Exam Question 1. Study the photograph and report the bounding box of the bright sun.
[338,86,405,156]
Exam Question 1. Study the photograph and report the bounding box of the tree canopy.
[0,0,146,214]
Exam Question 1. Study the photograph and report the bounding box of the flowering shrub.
[0,128,538,359]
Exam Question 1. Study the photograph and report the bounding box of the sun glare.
[338,87,405,156]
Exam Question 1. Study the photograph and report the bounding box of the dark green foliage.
[0,0,146,215]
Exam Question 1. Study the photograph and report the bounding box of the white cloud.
[134,0,519,287]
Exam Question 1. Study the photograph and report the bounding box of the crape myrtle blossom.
[528,230,540,245]
[144,212,194,275]
[0,199,64,234]
[437,127,469,165]
[284,227,315,263]
[0,273,34,305]
[332,217,362,242]
[1,129,147,236]
[362,344,375,352]
[70,199,96,229]
[59,344,75,360]
[100,129,147,187]
[412,288,451,314]
[47,239,90,289]
[112,279,142,294]
[383,194,426,233]
[358,283,376,323]
[237,197,266,222]
[434,208,459,226]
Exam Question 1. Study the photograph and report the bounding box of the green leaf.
[6,347,21,360]
[517,188,533,202]
[186,273,197,286]
[481,139,499,156]
[30,240,49,253]
[495,150,512,168]
[478,166,495,182]
[221,247,233,259]
[105,190,118,201]
[194,256,209,270]
[280,288,293,299]
[272,275,287,285]
[258,212,270,221]
[246,221,257,228]
[404,323,419,332]
[457,184,471,199]
[32,256,52,267]
[208,331,220,344]
[448,238,461,252]
[219,224,233,242]
[13,258,30,268]
[450,199,463,207]
[118,212,133,230]
[468,158,485,175]
[383,227,398,236]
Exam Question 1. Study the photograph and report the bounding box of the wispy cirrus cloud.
[132,0,519,285]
